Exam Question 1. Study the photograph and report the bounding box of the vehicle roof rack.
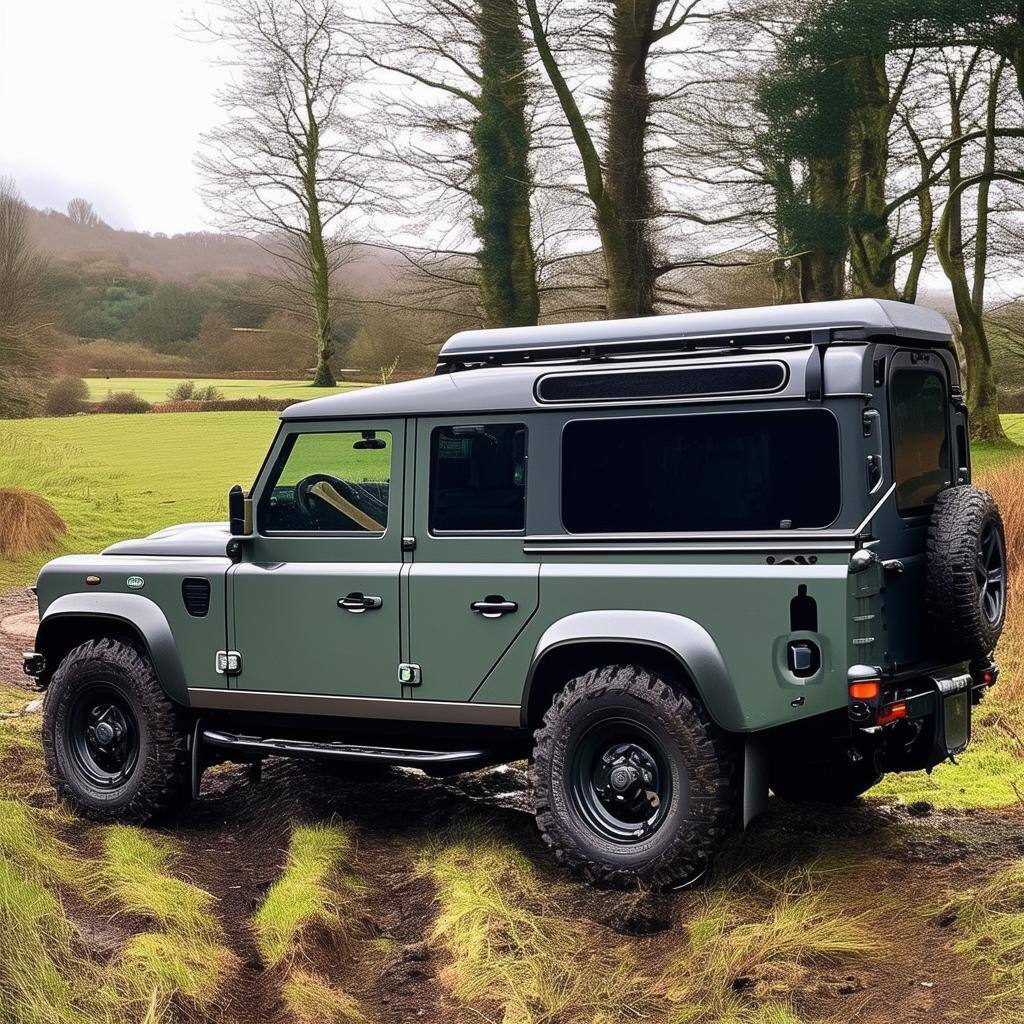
[435,298,951,372]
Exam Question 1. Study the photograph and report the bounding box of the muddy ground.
[2,586,1022,1024]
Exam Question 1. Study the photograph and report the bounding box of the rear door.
[406,418,539,702]
[880,351,955,668]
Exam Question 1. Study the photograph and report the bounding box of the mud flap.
[742,738,769,827]
[190,719,214,800]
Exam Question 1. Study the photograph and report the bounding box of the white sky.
[0,0,230,233]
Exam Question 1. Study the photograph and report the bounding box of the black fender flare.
[34,593,189,706]
[521,609,745,732]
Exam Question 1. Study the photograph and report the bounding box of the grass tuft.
[253,823,361,967]
[91,826,235,1015]
[421,827,655,1024]
[664,867,880,1024]
[282,969,364,1023]
[0,857,114,1024]
[91,826,217,938]
[939,860,1024,1021]
[0,800,85,886]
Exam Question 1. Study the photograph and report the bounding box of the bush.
[151,396,298,413]
[56,340,188,376]
[96,390,151,414]
[0,488,67,557]
[43,376,89,416]
[165,381,224,402]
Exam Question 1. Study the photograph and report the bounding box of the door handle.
[470,596,518,618]
[338,592,383,613]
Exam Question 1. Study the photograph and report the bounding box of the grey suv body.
[27,298,1006,885]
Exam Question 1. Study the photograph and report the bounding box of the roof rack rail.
[434,299,951,373]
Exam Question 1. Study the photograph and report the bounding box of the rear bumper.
[853,661,996,773]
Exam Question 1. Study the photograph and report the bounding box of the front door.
[229,419,404,697]
[407,418,539,702]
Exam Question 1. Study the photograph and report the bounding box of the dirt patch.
[2,585,1020,1024]
[0,587,37,687]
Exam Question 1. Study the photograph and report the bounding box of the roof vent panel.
[536,361,787,404]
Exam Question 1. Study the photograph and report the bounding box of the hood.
[102,522,231,558]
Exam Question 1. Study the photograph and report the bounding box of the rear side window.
[561,409,840,533]
[890,370,950,514]
[430,423,527,532]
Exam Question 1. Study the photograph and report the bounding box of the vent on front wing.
[181,577,211,617]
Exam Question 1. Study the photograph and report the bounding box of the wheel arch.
[522,610,745,733]
[34,594,189,706]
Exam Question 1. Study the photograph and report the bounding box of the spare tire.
[926,485,1007,660]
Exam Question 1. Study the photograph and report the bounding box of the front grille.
[181,577,211,617]
[535,362,787,403]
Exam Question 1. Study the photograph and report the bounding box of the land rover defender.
[26,298,1006,886]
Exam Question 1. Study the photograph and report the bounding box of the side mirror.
[228,484,252,536]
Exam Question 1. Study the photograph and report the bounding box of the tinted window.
[430,423,526,532]
[259,430,391,533]
[561,410,840,533]
[891,370,950,513]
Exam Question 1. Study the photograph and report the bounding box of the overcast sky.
[1,0,230,233]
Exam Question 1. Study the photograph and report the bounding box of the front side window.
[891,370,950,514]
[561,409,840,533]
[259,429,391,533]
[429,423,527,532]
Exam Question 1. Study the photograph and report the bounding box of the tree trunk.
[799,157,848,302]
[525,0,655,319]
[847,54,899,299]
[603,0,658,317]
[305,98,336,388]
[935,72,1006,443]
[473,0,539,328]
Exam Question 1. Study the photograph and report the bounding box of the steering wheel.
[294,473,385,531]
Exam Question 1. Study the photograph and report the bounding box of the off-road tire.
[769,755,882,804]
[926,485,1006,661]
[531,665,734,888]
[43,638,191,823]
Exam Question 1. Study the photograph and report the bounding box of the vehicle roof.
[281,299,950,422]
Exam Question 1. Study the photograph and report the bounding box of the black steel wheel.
[43,638,191,822]
[926,485,1007,659]
[531,664,735,888]
[67,683,140,788]
[569,721,674,845]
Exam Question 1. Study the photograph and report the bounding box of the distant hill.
[28,206,399,292]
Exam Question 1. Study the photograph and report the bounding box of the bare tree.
[0,177,49,417]
[195,0,368,386]
[356,0,541,328]
[66,197,105,228]
[525,0,710,318]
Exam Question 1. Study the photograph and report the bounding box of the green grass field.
[84,377,366,402]
[0,412,281,589]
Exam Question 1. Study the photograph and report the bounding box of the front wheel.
[531,665,735,888]
[42,638,192,822]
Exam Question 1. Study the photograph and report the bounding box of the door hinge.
[216,650,243,676]
[401,536,417,552]
[398,662,421,686]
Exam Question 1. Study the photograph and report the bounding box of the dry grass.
[421,827,656,1024]
[662,866,882,1024]
[939,861,1024,1023]
[253,823,363,968]
[91,827,236,1018]
[282,969,364,1023]
[0,487,67,558]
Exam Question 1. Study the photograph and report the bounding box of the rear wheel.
[531,665,735,888]
[43,638,191,822]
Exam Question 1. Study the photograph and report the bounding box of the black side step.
[200,728,494,770]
